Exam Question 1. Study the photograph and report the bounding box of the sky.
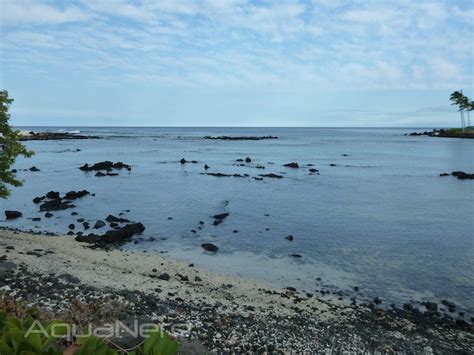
[0,0,473,127]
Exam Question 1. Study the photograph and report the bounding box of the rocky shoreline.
[18,131,100,141]
[0,229,472,353]
[406,129,474,139]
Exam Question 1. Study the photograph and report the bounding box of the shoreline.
[1,229,473,352]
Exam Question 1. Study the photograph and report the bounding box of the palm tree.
[450,90,465,130]
[467,100,474,128]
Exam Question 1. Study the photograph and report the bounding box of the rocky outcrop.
[203,136,278,140]
[284,162,299,168]
[76,223,145,247]
[19,131,100,141]
[259,173,283,179]
[213,213,229,226]
[79,161,131,172]
[451,171,474,180]
[5,211,22,220]
[201,243,219,252]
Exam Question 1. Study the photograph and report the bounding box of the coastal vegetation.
[0,295,178,355]
[450,90,474,130]
[0,90,33,198]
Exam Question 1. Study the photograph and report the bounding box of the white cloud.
[0,0,90,25]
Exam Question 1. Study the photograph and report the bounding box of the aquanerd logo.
[25,319,192,341]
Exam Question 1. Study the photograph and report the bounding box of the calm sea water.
[2,127,473,310]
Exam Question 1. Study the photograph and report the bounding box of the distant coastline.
[406,128,474,139]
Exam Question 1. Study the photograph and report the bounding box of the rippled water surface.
[2,127,473,309]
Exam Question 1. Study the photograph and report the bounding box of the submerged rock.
[259,173,283,179]
[39,198,75,212]
[213,213,229,226]
[80,161,131,172]
[451,171,474,180]
[106,214,130,223]
[5,211,22,220]
[76,222,145,247]
[202,243,219,252]
[94,220,106,229]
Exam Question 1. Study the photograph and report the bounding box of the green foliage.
[137,326,178,355]
[0,311,179,355]
[0,311,67,354]
[0,90,33,198]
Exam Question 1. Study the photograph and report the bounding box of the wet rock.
[290,254,302,258]
[286,235,294,241]
[39,198,75,212]
[451,171,474,180]
[32,196,46,204]
[180,158,187,164]
[195,276,202,282]
[283,162,299,168]
[45,212,53,218]
[202,243,219,252]
[46,191,60,199]
[5,211,22,220]
[94,220,106,229]
[31,217,41,221]
[64,190,90,200]
[29,166,40,172]
[205,172,232,177]
[259,173,283,179]
[245,157,252,163]
[213,213,229,225]
[76,223,145,247]
[204,164,210,170]
[157,273,170,281]
[68,224,75,230]
[106,215,130,223]
[83,222,90,230]
[80,161,130,171]
[309,168,319,173]
[439,173,450,177]
[71,212,78,216]
[95,172,106,177]
[425,301,438,312]
[204,136,278,140]
[19,131,99,141]
[330,164,337,167]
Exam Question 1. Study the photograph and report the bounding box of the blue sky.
[1,0,473,127]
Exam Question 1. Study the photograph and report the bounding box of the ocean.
[2,127,473,311]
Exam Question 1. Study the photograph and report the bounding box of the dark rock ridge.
[201,243,219,252]
[180,158,198,164]
[19,131,100,141]
[406,129,474,139]
[451,171,474,180]
[203,172,249,178]
[76,223,145,247]
[79,161,131,172]
[106,214,130,223]
[29,166,40,172]
[203,136,278,140]
[35,190,91,211]
[284,162,299,168]
[5,211,22,220]
[259,173,283,179]
[213,213,229,226]
[440,171,474,180]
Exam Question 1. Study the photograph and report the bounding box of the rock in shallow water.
[202,243,219,252]
[5,211,22,220]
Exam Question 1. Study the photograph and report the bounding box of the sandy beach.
[1,228,472,353]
